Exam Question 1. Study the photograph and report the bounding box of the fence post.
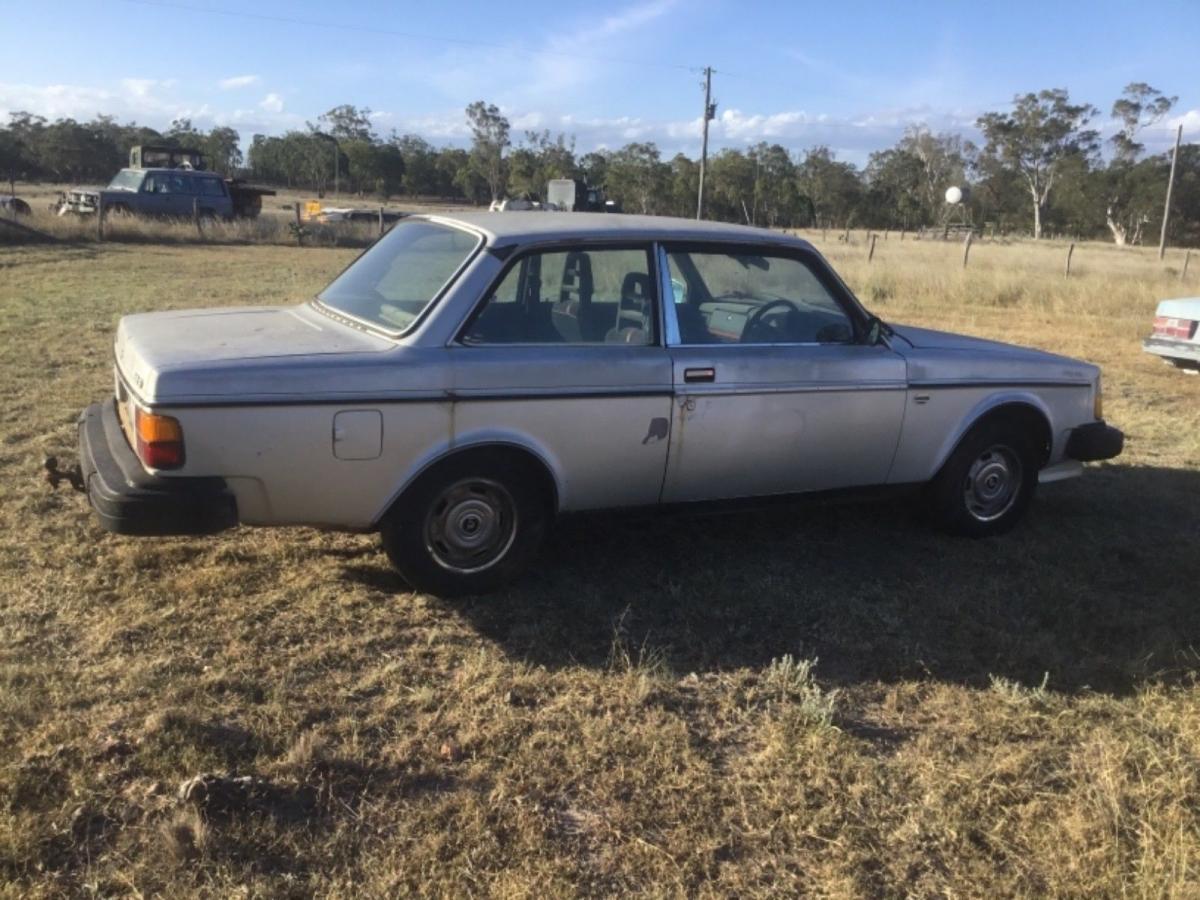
[900,226,905,241]
[1182,249,1191,282]
[868,233,878,263]
[97,200,104,242]
[294,204,304,248]
[378,206,384,237]
[961,231,973,268]
[192,197,202,239]
[1064,242,1075,278]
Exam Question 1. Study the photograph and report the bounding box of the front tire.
[925,419,1039,537]
[380,453,549,597]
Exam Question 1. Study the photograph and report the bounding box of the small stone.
[439,740,462,762]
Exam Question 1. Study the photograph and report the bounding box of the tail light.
[1093,376,1103,420]
[1152,316,1198,340]
[134,407,185,469]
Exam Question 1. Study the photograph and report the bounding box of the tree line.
[1,84,1197,244]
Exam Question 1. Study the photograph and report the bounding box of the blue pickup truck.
[104,168,235,219]
[57,145,274,220]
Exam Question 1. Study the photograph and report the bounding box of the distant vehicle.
[77,212,1122,596]
[306,205,408,225]
[1144,298,1200,374]
[57,145,275,220]
[546,178,620,212]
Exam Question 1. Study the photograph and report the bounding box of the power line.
[117,0,703,74]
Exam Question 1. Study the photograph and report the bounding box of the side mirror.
[865,316,883,346]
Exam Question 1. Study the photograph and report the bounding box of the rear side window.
[166,174,193,194]
[198,178,225,197]
[463,247,656,346]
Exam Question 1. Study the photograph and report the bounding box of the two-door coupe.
[78,213,1123,595]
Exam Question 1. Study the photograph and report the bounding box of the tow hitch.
[44,456,85,492]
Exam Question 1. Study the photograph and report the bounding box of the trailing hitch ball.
[43,456,85,493]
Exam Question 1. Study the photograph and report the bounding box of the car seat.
[552,251,595,342]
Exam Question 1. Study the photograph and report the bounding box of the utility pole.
[1159,124,1183,260]
[696,66,715,220]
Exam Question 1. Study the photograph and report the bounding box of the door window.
[463,247,656,345]
[666,249,854,345]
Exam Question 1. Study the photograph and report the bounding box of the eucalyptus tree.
[977,89,1099,238]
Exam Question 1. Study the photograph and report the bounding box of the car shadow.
[342,463,1200,696]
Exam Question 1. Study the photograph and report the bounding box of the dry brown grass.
[2,180,474,249]
[1,233,1199,897]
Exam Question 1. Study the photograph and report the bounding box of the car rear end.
[78,384,237,536]
[1144,298,1200,373]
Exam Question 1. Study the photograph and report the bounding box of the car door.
[658,242,908,503]
[138,173,167,215]
[166,172,194,216]
[447,243,674,512]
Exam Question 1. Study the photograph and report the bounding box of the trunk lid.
[116,303,396,403]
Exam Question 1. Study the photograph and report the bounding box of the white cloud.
[219,74,260,90]
[594,0,679,39]
[258,92,283,113]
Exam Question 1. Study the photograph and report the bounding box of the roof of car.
[123,167,218,175]
[419,211,813,249]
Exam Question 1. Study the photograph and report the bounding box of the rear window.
[317,220,480,333]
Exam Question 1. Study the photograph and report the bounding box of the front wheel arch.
[925,406,1047,537]
[934,401,1052,480]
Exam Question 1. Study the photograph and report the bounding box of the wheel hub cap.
[964,445,1022,522]
[425,479,517,574]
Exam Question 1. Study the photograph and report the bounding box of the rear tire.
[925,418,1039,537]
[379,453,549,597]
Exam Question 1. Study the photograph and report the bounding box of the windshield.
[106,169,143,192]
[317,220,480,333]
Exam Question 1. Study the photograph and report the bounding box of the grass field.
[1,230,1199,897]
[2,181,468,249]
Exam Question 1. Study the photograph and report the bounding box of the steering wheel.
[742,298,802,342]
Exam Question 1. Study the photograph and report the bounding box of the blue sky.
[2,0,1197,164]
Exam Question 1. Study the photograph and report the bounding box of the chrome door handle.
[683,367,716,383]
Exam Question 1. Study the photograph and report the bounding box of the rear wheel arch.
[377,441,560,528]
[377,442,558,596]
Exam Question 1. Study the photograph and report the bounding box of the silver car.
[77,213,1124,595]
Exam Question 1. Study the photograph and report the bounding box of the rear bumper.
[1065,420,1124,462]
[1143,336,1200,364]
[78,401,237,536]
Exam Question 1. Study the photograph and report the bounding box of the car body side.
[104,215,1107,532]
[87,169,234,218]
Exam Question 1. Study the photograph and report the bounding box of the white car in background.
[1144,298,1200,373]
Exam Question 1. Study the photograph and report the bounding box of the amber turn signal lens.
[135,408,183,443]
[134,408,185,469]
[1093,378,1103,421]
